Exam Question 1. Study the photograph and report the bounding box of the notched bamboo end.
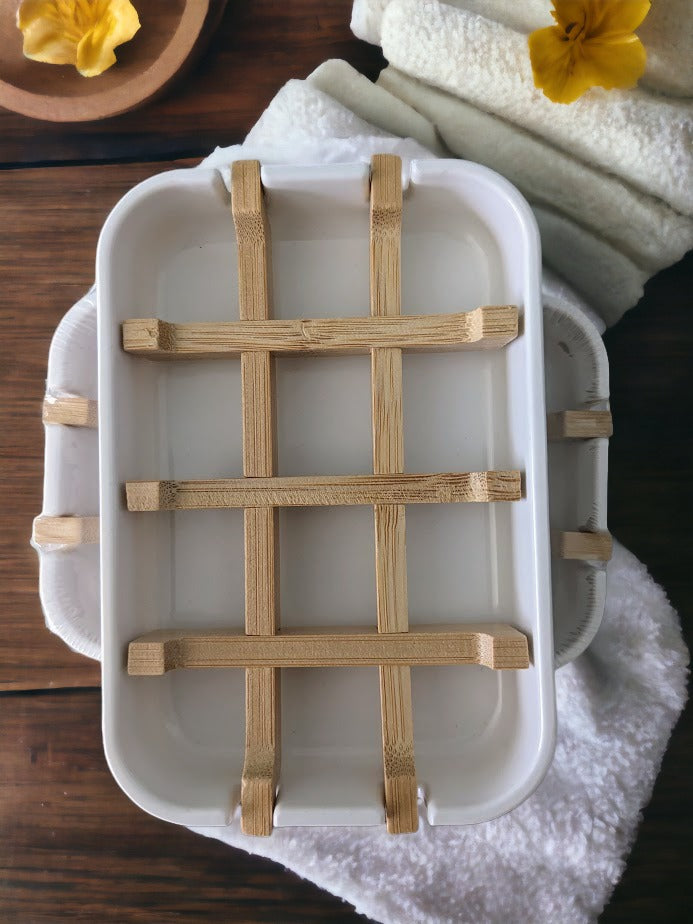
[370,153,403,225]
[127,638,180,676]
[384,773,419,834]
[231,160,268,247]
[126,480,178,511]
[122,318,176,355]
[42,395,98,428]
[478,470,522,502]
[240,754,278,837]
[32,515,100,548]
[547,410,613,440]
[470,305,518,347]
[476,627,530,670]
[553,530,613,562]
[231,160,263,211]
[240,780,275,836]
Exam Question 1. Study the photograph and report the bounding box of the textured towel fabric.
[373,66,693,275]
[308,59,447,156]
[352,0,693,97]
[46,75,688,924]
[378,0,693,215]
[533,206,650,326]
[346,0,693,322]
[316,61,692,323]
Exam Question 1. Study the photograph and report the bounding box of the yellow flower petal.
[529,26,593,104]
[76,22,116,77]
[579,35,647,91]
[17,0,56,29]
[551,0,588,33]
[102,0,140,47]
[589,0,651,37]
[75,2,139,76]
[19,13,78,65]
[17,0,140,77]
[529,0,651,103]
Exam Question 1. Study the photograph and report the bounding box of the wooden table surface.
[1,2,690,920]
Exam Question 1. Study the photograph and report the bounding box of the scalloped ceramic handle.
[542,293,612,668]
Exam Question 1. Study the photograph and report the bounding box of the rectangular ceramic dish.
[97,159,555,828]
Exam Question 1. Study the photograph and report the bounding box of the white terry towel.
[375,0,692,215]
[532,205,649,323]
[309,59,692,324]
[352,0,693,97]
[373,66,693,274]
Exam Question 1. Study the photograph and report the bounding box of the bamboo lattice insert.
[123,157,529,837]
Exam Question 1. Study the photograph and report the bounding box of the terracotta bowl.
[0,0,226,122]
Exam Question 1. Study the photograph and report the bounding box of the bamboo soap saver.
[121,156,564,837]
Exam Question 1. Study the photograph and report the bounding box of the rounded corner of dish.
[414,158,541,253]
[95,166,221,277]
[100,708,203,829]
[491,708,558,824]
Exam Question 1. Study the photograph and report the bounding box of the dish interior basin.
[97,160,555,827]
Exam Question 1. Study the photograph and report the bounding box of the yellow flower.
[17,0,140,78]
[528,0,651,104]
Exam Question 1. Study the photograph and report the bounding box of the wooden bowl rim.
[0,0,210,122]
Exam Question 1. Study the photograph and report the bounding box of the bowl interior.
[1,1,185,96]
[0,0,215,120]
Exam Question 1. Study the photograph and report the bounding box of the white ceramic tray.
[34,278,609,675]
[92,159,556,828]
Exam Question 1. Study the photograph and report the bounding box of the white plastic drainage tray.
[96,160,556,828]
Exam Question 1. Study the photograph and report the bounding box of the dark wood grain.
[0,690,370,922]
[0,0,690,917]
[0,0,385,166]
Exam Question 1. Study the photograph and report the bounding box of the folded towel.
[377,0,692,215]
[239,76,428,161]
[373,66,692,322]
[307,60,692,323]
[374,67,693,274]
[533,206,650,325]
[307,59,446,156]
[352,0,693,97]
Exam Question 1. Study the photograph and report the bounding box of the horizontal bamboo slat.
[128,623,530,674]
[126,471,522,511]
[122,306,518,357]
